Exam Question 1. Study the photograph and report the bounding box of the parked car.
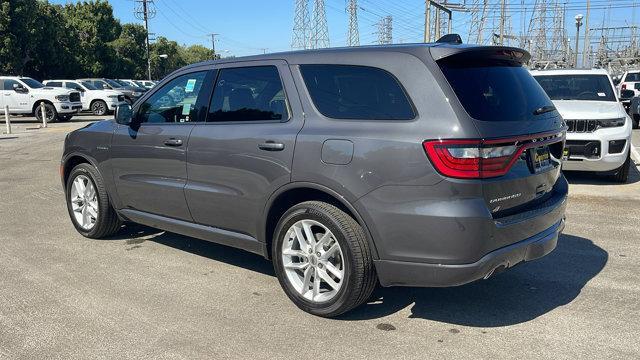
[616,70,640,96]
[43,80,127,116]
[134,80,156,89]
[0,76,82,122]
[630,95,640,129]
[532,69,632,182]
[116,79,148,92]
[61,44,567,317]
[78,78,145,105]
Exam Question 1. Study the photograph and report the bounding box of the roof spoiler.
[430,46,531,65]
[436,34,463,45]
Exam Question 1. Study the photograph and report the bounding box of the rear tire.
[272,201,376,317]
[611,152,631,183]
[65,163,122,238]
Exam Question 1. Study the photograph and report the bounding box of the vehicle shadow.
[340,234,607,326]
[105,226,606,327]
[563,161,640,185]
[105,223,275,276]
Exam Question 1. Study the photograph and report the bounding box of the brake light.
[622,84,627,90]
[423,139,524,179]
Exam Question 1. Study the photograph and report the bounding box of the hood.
[117,86,145,92]
[551,100,626,120]
[35,87,74,96]
[98,89,125,96]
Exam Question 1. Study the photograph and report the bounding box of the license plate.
[529,146,551,172]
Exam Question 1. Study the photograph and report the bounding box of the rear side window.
[208,66,288,122]
[47,81,62,87]
[439,59,553,122]
[300,65,415,120]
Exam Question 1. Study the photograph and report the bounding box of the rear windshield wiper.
[533,105,556,115]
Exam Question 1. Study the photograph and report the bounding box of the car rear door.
[110,69,213,221]
[185,60,304,239]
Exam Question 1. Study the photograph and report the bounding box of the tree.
[0,0,40,76]
[150,37,186,80]
[180,44,213,65]
[62,0,121,77]
[109,23,148,78]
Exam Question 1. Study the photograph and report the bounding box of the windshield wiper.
[533,105,556,115]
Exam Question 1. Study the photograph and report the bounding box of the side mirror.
[13,84,28,93]
[115,104,134,125]
[620,89,635,101]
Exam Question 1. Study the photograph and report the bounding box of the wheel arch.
[61,153,99,188]
[261,182,379,260]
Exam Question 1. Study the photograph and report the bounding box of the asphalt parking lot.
[1,116,640,359]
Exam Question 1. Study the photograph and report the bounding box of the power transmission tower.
[134,0,156,80]
[467,0,488,44]
[291,0,310,49]
[376,16,392,45]
[347,0,360,46]
[309,0,330,49]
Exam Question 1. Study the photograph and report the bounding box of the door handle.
[258,141,285,151]
[164,138,183,147]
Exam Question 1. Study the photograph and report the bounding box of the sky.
[49,0,639,57]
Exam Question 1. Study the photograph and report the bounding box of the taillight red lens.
[622,84,627,90]
[423,139,523,179]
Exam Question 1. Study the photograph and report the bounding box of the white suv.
[616,70,640,96]
[0,76,83,122]
[532,69,632,182]
[43,80,126,116]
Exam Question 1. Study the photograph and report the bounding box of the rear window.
[533,74,616,102]
[300,65,415,120]
[625,72,640,82]
[439,60,553,122]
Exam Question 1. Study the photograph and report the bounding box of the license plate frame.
[528,145,552,173]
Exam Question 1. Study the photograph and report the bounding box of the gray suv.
[61,43,568,317]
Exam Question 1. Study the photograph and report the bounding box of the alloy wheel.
[69,175,98,230]
[281,219,345,303]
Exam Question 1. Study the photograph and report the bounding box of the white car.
[135,80,156,89]
[616,70,640,96]
[0,76,82,122]
[43,80,126,116]
[532,69,632,182]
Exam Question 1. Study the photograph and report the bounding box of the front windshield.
[534,74,616,102]
[80,81,98,90]
[104,79,123,88]
[21,78,45,89]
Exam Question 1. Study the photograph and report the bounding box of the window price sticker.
[185,79,197,93]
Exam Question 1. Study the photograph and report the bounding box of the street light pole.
[575,14,583,68]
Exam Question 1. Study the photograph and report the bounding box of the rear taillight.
[622,84,627,90]
[423,139,524,179]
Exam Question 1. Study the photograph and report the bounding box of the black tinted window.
[2,79,19,90]
[138,71,207,123]
[47,81,62,87]
[439,60,553,122]
[208,66,288,122]
[625,72,640,82]
[300,65,414,120]
[533,75,616,102]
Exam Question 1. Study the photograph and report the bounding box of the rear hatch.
[428,47,566,217]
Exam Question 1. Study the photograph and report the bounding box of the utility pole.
[575,14,584,68]
[134,0,156,80]
[583,0,590,67]
[347,0,360,46]
[424,0,431,42]
[208,33,219,59]
[499,0,506,45]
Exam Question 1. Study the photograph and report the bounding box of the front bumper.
[54,101,83,114]
[108,100,127,110]
[376,218,564,287]
[562,124,631,172]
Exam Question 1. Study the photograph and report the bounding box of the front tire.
[91,100,108,116]
[272,201,376,317]
[65,163,122,238]
[611,152,631,183]
[34,103,58,123]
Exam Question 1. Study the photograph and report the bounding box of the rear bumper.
[375,218,564,287]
